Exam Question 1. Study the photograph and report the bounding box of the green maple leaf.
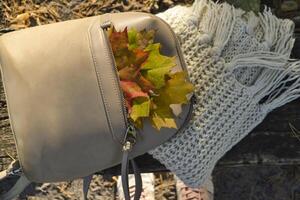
[144,67,171,89]
[130,97,151,121]
[150,72,194,130]
[156,72,194,105]
[141,44,176,88]
[128,28,155,50]
[150,111,177,130]
[142,44,175,70]
[150,103,178,130]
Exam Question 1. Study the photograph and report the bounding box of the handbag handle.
[122,148,142,200]
[121,125,142,200]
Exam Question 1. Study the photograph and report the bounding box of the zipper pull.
[122,124,137,152]
[101,21,112,30]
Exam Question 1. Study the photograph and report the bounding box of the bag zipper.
[100,21,136,150]
[100,20,195,150]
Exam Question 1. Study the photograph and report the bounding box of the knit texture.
[149,0,300,188]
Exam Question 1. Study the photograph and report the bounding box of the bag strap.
[0,174,31,200]
[0,160,31,200]
[121,143,142,200]
[82,174,93,200]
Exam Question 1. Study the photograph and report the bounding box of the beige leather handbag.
[0,12,194,200]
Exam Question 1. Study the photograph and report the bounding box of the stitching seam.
[87,20,118,143]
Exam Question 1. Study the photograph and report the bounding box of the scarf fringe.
[262,61,300,109]
[258,7,295,56]
[193,0,236,55]
[192,0,300,111]
[193,0,295,56]
[227,52,300,111]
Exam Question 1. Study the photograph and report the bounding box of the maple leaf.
[150,111,177,130]
[130,97,151,121]
[144,67,171,89]
[136,74,155,92]
[120,81,149,102]
[128,28,155,50]
[156,72,194,105]
[150,72,194,130]
[141,44,176,88]
[118,66,139,81]
[132,49,149,68]
[109,27,128,55]
[142,44,176,70]
[109,27,149,70]
[120,81,151,124]
[109,27,130,70]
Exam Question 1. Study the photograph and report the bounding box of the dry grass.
[0,0,193,33]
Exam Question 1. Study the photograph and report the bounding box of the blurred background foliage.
[1,0,300,34]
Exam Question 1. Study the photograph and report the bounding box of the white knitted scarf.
[149,0,300,188]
